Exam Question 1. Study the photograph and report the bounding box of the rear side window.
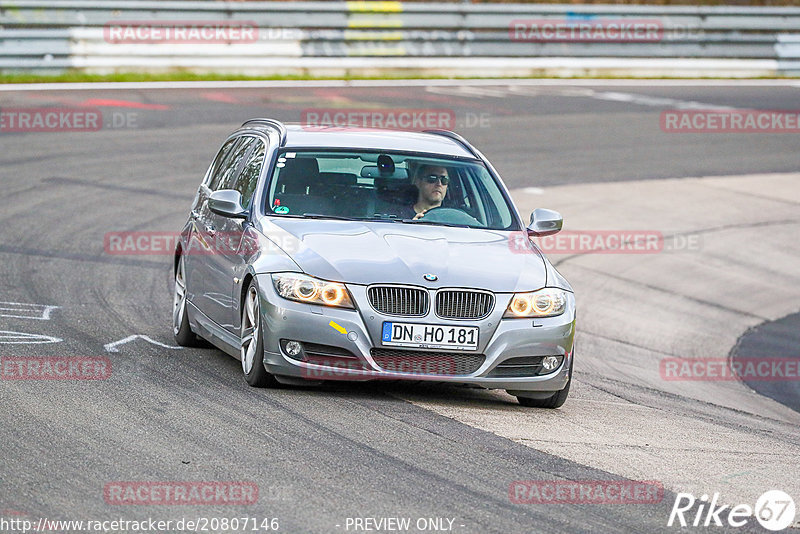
[214,137,255,191]
[233,138,266,210]
[205,137,239,189]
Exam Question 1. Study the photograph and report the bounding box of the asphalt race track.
[1,80,799,534]
[732,311,800,413]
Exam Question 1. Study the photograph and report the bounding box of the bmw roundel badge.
[423,273,438,282]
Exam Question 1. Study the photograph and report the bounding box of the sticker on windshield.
[285,152,296,158]
[274,206,290,214]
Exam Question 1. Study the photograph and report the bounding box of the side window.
[205,138,239,190]
[215,137,255,192]
[233,138,266,210]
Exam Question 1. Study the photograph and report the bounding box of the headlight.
[271,273,354,309]
[504,288,568,318]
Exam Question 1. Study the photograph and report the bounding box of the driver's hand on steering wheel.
[412,210,427,220]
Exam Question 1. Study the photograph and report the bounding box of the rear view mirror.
[208,189,248,219]
[360,165,409,179]
[527,208,562,237]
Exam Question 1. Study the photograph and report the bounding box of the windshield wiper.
[300,213,406,223]
[274,213,421,224]
[362,214,402,222]
[398,219,472,229]
[300,213,361,221]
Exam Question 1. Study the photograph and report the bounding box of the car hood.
[259,219,547,293]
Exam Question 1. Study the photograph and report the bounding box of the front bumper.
[256,274,575,392]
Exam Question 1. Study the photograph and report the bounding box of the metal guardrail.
[2,1,800,76]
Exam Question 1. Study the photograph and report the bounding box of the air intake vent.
[370,348,485,376]
[488,356,544,378]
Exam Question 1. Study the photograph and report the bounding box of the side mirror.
[527,208,562,237]
[208,189,248,219]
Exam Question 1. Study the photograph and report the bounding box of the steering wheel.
[416,207,481,226]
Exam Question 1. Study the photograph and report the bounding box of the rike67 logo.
[668,490,796,531]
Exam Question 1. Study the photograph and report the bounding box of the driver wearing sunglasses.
[407,164,450,220]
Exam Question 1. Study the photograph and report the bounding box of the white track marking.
[422,83,739,112]
[104,335,183,353]
[432,84,738,111]
[584,90,738,110]
[0,302,60,321]
[554,87,739,110]
[0,331,62,344]
[425,85,516,98]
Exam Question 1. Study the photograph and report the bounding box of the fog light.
[541,356,560,371]
[285,341,302,357]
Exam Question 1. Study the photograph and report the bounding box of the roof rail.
[422,129,480,159]
[241,118,287,146]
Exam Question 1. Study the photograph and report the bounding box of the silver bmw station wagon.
[173,119,575,408]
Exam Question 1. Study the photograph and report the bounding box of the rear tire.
[240,281,279,388]
[514,355,573,409]
[173,255,201,347]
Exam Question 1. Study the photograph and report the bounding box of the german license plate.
[381,322,479,351]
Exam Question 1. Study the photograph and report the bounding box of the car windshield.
[265,150,517,230]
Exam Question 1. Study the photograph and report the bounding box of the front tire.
[240,281,278,388]
[513,355,573,409]
[173,255,200,347]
